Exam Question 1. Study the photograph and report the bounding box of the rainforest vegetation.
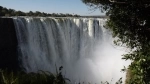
[0,6,79,17]
[82,0,150,83]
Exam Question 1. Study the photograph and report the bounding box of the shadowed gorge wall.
[0,18,19,71]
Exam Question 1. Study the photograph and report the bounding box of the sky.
[0,0,105,16]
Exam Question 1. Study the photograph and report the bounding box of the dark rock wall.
[0,18,19,71]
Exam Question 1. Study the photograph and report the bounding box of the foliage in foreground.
[0,67,68,84]
[82,0,150,84]
[0,68,124,84]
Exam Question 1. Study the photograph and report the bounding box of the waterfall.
[13,17,130,84]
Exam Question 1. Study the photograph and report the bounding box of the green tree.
[15,11,26,16]
[26,11,33,16]
[82,0,150,83]
[8,9,15,16]
[0,6,4,16]
[0,5,80,17]
[34,11,42,16]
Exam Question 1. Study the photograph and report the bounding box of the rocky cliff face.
[0,18,19,71]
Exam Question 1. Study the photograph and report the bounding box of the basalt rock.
[0,18,19,71]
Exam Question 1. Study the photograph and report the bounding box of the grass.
[0,66,69,84]
[0,66,124,84]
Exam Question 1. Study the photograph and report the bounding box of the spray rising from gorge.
[13,17,130,83]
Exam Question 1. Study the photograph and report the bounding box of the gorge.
[0,17,130,84]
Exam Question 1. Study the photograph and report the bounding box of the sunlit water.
[13,17,130,84]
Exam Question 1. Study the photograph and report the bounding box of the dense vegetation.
[0,6,79,17]
[82,0,150,84]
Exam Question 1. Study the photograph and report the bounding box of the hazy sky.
[0,0,105,16]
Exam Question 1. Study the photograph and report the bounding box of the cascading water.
[13,17,130,84]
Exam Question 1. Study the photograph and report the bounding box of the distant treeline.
[0,6,80,17]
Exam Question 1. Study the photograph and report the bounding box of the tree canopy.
[82,0,150,83]
[0,6,80,17]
